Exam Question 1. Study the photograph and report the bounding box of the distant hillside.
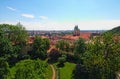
[106,26,120,35]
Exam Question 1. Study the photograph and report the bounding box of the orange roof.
[41,36,48,39]
[62,32,92,40]
[80,32,92,40]
[62,35,80,40]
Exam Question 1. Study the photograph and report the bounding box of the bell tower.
[73,25,80,36]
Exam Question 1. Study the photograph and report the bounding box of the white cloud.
[21,14,34,18]
[39,16,48,20]
[7,6,16,11]
[1,20,120,30]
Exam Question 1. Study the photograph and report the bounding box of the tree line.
[0,23,120,79]
[39,28,120,79]
[0,23,50,79]
[51,32,120,79]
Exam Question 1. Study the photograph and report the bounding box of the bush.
[72,64,89,79]
[48,48,61,62]
[58,54,66,67]
[13,59,48,79]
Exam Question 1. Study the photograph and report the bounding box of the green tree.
[72,64,89,79]
[0,58,11,79]
[58,54,66,66]
[55,40,70,52]
[0,23,28,46]
[32,36,47,59]
[48,48,61,62]
[14,59,48,79]
[0,30,13,60]
[74,38,86,59]
[0,23,29,63]
[43,38,50,50]
[105,26,120,35]
[81,33,120,79]
[15,22,28,46]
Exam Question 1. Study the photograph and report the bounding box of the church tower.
[73,25,80,36]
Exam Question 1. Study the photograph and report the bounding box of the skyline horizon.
[0,20,120,30]
[1,0,120,30]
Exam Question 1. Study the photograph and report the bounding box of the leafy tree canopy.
[82,33,120,79]
[31,36,50,59]
[105,26,120,35]
[12,59,48,79]
[0,23,28,46]
[74,38,86,57]
[55,39,70,52]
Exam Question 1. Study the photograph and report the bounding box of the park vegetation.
[106,26,120,35]
[0,23,50,79]
[51,29,120,79]
[0,23,120,79]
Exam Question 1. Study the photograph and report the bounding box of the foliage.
[74,38,86,60]
[73,33,120,79]
[48,48,61,62]
[32,36,49,59]
[106,26,120,35]
[58,54,66,66]
[0,29,16,65]
[0,35,13,58]
[0,23,28,46]
[11,59,48,79]
[66,54,77,63]
[0,23,52,79]
[55,40,70,52]
[0,57,11,79]
[43,38,50,50]
[72,64,89,79]
[0,23,28,62]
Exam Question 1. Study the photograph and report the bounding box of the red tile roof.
[80,32,92,40]
[62,32,92,40]
[28,32,92,44]
[62,35,80,40]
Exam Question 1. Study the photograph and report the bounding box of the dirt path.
[50,65,56,79]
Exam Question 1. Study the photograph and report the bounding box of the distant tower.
[73,25,80,36]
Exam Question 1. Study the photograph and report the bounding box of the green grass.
[59,62,76,79]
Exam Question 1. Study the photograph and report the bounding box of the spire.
[73,25,80,36]
[74,25,79,30]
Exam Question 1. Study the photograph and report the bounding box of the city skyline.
[0,0,120,30]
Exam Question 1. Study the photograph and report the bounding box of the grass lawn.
[59,62,76,79]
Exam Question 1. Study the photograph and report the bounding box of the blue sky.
[0,0,120,30]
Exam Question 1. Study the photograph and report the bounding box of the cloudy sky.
[0,0,120,30]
